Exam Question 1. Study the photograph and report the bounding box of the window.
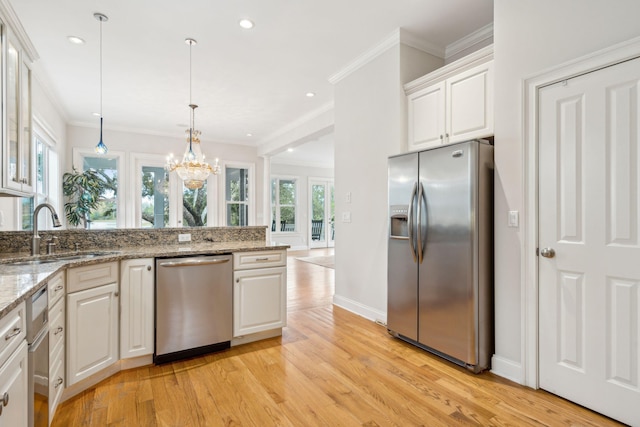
[271,177,297,232]
[141,166,169,228]
[225,167,249,226]
[183,181,208,227]
[21,131,59,230]
[81,156,117,229]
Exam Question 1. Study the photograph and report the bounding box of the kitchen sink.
[5,251,121,266]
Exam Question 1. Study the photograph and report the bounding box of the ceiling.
[9,0,493,158]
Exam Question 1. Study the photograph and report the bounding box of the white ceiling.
[9,0,493,156]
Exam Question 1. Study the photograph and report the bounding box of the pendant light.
[94,12,108,154]
[165,38,219,190]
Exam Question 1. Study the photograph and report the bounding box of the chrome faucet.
[32,203,62,255]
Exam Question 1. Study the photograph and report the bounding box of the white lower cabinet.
[0,340,28,427]
[0,302,27,427]
[66,262,119,386]
[233,250,287,337]
[120,259,154,359]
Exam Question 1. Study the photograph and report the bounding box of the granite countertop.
[0,241,289,320]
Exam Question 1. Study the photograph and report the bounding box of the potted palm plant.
[62,168,107,228]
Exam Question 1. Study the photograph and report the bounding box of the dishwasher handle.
[159,258,230,268]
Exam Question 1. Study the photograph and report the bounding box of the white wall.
[333,44,442,321]
[492,0,640,382]
[66,125,266,228]
[270,162,333,249]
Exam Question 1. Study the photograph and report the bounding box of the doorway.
[535,54,640,426]
[309,179,334,248]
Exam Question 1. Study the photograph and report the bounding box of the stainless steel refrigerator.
[387,139,493,373]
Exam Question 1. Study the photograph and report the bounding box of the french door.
[309,179,334,248]
[538,56,640,426]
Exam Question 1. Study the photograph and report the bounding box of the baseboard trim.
[332,294,386,324]
[490,355,525,385]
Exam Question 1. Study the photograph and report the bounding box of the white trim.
[522,35,640,389]
[262,155,271,242]
[332,295,386,324]
[404,45,493,95]
[445,23,494,59]
[329,28,443,85]
[0,0,39,62]
[490,355,524,385]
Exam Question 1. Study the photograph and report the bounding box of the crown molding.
[328,28,446,86]
[445,23,493,59]
[0,0,39,62]
[328,29,402,85]
[400,30,445,58]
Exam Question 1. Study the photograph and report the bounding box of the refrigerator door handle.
[407,182,418,262]
[417,182,426,264]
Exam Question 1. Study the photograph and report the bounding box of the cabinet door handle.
[2,392,8,406]
[54,285,64,291]
[114,292,119,297]
[54,377,64,389]
[4,327,21,341]
[147,266,152,271]
[255,257,269,261]
[54,326,64,336]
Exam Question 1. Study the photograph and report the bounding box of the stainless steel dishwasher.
[154,254,232,364]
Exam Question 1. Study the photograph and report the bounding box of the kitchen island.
[0,226,289,425]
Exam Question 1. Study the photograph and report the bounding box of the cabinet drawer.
[67,261,118,293]
[49,298,65,357]
[0,301,26,366]
[234,250,286,270]
[48,271,66,307]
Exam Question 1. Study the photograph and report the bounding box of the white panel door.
[67,282,119,386]
[539,57,640,426]
[120,259,154,359]
[233,267,287,336]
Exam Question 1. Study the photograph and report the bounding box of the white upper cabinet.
[406,45,493,151]
[1,27,33,196]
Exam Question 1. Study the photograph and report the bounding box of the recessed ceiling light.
[287,148,294,152]
[246,133,253,137]
[306,92,316,97]
[91,112,101,117]
[67,36,85,44]
[239,19,254,29]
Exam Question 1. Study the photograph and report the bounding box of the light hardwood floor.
[52,248,623,426]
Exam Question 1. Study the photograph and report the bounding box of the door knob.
[540,247,555,258]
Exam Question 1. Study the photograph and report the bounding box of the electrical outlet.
[178,233,192,242]
[342,212,351,223]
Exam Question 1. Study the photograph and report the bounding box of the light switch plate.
[508,211,519,228]
[342,212,351,223]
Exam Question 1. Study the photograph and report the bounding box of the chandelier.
[166,38,220,190]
